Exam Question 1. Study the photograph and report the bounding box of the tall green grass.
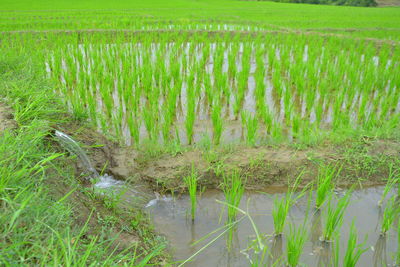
[0,54,166,265]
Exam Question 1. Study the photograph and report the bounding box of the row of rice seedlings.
[44,32,400,146]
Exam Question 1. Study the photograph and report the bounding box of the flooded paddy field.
[146,187,398,266]
[44,33,400,147]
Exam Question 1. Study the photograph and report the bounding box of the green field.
[1,0,400,266]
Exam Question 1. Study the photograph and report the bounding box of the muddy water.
[146,187,398,267]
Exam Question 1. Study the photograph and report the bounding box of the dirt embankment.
[61,122,400,193]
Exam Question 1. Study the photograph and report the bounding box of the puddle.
[146,187,398,266]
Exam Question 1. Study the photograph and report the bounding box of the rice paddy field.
[1,0,400,266]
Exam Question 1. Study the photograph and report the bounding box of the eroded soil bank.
[59,122,400,194]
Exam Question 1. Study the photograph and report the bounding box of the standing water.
[146,187,399,266]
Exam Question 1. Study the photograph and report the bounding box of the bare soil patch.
[0,101,16,134]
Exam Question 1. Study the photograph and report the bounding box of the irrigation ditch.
[53,119,400,266]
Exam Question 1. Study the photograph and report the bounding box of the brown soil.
[0,101,16,134]
[55,121,139,181]
[137,141,400,192]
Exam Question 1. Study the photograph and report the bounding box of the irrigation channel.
[55,131,399,266]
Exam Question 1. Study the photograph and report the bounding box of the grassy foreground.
[0,52,167,265]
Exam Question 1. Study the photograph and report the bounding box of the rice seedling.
[286,222,308,267]
[315,164,341,209]
[321,191,351,242]
[184,164,198,222]
[378,164,399,206]
[272,173,304,236]
[211,99,223,145]
[241,110,258,146]
[381,195,399,235]
[221,170,245,224]
[342,223,368,267]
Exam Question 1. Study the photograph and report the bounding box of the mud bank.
[60,122,400,193]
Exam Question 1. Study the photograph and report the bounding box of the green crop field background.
[1,0,400,40]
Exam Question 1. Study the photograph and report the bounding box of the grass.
[184,164,198,221]
[0,53,166,265]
